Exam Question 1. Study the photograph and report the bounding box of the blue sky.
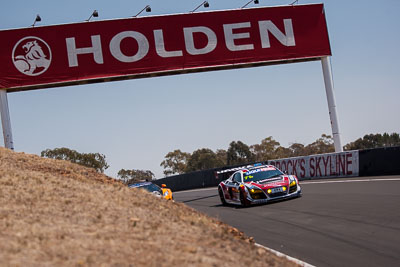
[1,0,399,178]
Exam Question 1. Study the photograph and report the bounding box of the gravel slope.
[0,147,297,266]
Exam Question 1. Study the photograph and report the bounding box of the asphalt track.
[174,176,400,267]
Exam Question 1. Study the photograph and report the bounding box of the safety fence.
[153,146,400,191]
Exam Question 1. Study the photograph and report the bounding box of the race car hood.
[245,176,291,189]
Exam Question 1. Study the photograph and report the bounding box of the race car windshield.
[243,169,284,182]
[141,183,162,194]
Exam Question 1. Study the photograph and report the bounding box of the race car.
[217,164,301,207]
[128,181,173,200]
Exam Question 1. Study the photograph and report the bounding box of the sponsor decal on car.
[244,167,276,176]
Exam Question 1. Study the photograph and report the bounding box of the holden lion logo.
[12,36,52,76]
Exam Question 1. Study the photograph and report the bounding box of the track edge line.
[255,243,315,267]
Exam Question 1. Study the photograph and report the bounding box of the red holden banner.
[268,151,359,179]
[0,4,331,92]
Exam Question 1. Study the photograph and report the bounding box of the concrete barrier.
[153,169,218,192]
[267,150,359,180]
[359,146,400,176]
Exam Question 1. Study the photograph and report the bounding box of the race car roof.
[128,181,152,188]
[216,163,274,175]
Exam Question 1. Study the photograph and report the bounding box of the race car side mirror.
[161,184,166,188]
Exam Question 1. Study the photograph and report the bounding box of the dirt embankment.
[0,147,297,266]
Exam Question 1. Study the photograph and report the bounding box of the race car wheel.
[240,191,250,207]
[218,187,227,206]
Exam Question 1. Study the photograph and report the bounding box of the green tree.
[304,134,335,155]
[215,149,228,166]
[250,136,281,161]
[288,143,306,157]
[344,132,400,150]
[185,148,225,172]
[227,141,255,165]
[117,169,154,184]
[41,147,109,173]
[160,149,191,176]
[380,132,400,147]
[274,146,292,159]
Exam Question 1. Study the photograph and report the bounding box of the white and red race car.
[217,164,301,207]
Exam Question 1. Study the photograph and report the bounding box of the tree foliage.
[304,134,335,155]
[250,136,281,161]
[185,148,225,172]
[288,143,307,157]
[344,132,400,150]
[227,141,255,165]
[41,147,109,173]
[159,132,399,175]
[247,135,334,162]
[274,146,292,159]
[117,169,154,185]
[160,149,190,176]
[215,149,227,166]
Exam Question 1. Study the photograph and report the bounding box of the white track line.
[255,243,315,267]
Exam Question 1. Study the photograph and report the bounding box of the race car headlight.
[163,191,169,196]
[250,188,263,193]
[247,186,263,194]
[290,180,296,187]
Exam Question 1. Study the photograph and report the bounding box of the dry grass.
[0,147,297,266]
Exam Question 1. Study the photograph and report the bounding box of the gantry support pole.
[0,89,14,150]
[321,56,343,152]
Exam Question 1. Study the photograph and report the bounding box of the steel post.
[0,89,14,150]
[321,56,343,152]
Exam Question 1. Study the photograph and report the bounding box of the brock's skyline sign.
[0,4,331,92]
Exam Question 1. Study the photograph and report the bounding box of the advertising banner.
[0,4,331,92]
[268,151,359,179]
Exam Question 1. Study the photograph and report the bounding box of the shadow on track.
[211,195,302,209]
[182,194,218,203]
